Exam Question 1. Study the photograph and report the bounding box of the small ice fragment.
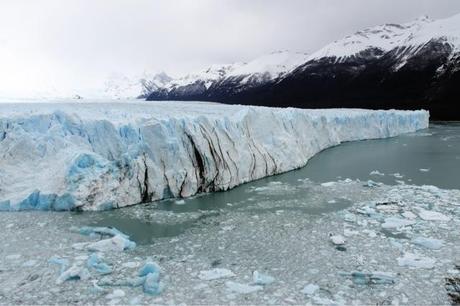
[87,235,136,252]
[252,271,275,285]
[48,256,69,274]
[411,237,444,250]
[225,281,263,294]
[6,254,22,260]
[364,180,380,188]
[417,209,451,221]
[122,262,139,268]
[321,182,336,187]
[78,226,129,239]
[302,284,319,295]
[401,211,417,220]
[87,253,112,274]
[56,264,90,284]
[370,170,385,176]
[198,268,235,280]
[175,199,185,205]
[419,168,430,172]
[22,259,37,267]
[143,272,162,295]
[329,234,346,245]
[381,217,415,229]
[138,261,160,277]
[393,173,404,179]
[327,199,337,204]
[397,253,436,269]
[106,289,125,299]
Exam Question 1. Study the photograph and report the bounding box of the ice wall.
[0,101,429,211]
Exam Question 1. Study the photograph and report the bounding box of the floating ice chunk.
[106,289,125,299]
[252,271,275,285]
[86,235,136,252]
[340,271,396,285]
[79,226,130,239]
[22,259,38,267]
[302,284,319,295]
[138,261,160,277]
[364,180,380,188]
[321,182,336,187]
[87,253,112,274]
[392,173,404,179]
[225,281,263,294]
[143,272,162,295]
[397,253,436,269]
[56,264,90,284]
[419,168,430,172]
[411,237,444,250]
[122,262,140,269]
[381,217,415,229]
[370,170,385,176]
[329,234,346,245]
[417,209,451,221]
[175,199,186,205]
[6,254,22,260]
[49,256,70,274]
[198,268,235,280]
[401,211,417,220]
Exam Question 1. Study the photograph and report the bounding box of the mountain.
[146,13,460,120]
[146,51,309,101]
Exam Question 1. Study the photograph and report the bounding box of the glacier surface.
[0,100,429,211]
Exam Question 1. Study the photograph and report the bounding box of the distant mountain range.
[144,13,460,120]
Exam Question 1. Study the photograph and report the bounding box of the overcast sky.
[1,0,459,97]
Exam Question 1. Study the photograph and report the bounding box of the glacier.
[0,100,429,211]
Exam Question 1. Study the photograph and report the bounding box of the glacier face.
[0,101,429,211]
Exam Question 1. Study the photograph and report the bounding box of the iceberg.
[0,101,429,210]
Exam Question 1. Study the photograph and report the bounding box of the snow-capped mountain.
[146,51,309,100]
[145,13,460,120]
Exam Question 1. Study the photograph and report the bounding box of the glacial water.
[84,123,460,244]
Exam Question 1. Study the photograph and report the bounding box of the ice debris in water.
[340,271,396,285]
[252,271,275,285]
[381,217,416,229]
[411,237,444,250]
[56,264,91,284]
[87,253,112,274]
[397,253,436,269]
[321,182,336,187]
[143,272,162,295]
[198,268,235,280]
[74,226,136,252]
[138,261,162,295]
[329,233,346,245]
[417,208,451,221]
[48,256,70,274]
[78,226,129,239]
[302,284,319,296]
[225,281,263,294]
[106,289,125,299]
[419,168,430,172]
[370,170,385,176]
[364,180,380,188]
[138,261,160,277]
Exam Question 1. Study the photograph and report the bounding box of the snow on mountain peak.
[309,13,460,61]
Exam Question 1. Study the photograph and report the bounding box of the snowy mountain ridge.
[145,12,460,120]
[307,13,460,62]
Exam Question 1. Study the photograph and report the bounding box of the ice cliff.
[0,101,429,211]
